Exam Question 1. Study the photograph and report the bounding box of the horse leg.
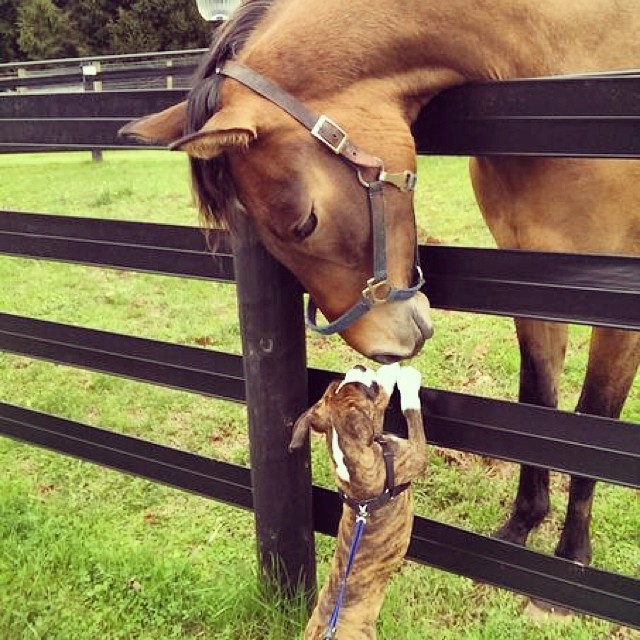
[494,319,568,545]
[555,327,639,566]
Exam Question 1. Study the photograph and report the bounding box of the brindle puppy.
[290,364,427,640]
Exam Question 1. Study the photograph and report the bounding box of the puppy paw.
[376,363,400,397]
[397,366,422,412]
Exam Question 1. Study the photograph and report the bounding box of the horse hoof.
[524,599,574,623]
[492,525,526,546]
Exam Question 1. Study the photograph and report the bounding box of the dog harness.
[323,435,410,640]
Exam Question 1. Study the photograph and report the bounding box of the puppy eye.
[293,211,318,241]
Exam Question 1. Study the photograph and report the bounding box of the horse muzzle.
[343,292,434,363]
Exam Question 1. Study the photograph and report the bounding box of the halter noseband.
[215,61,425,335]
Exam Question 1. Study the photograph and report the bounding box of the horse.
[120,0,640,609]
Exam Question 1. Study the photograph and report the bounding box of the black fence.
[0,49,205,94]
[0,68,639,630]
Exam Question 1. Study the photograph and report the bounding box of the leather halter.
[339,434,410,515]
[215,61,425,335]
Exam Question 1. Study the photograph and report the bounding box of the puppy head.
[290,365,398,489]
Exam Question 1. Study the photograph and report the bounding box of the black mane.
[187,0,274,231]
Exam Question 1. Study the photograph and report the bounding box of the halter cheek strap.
[218,61,386,170]
[305,176,424,335]
[215,61,425,336]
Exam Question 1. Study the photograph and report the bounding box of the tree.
[17,0,78,60]
[0,0,20,62]
[108,0,210,54]
[5,0,211,62]
[62,0,134,56]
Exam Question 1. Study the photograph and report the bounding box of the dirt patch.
[433,446,516,479]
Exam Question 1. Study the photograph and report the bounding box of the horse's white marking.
[331,428,350,482]
[397,366,422,412]
[376,363,400,397]
[336,366,376,393]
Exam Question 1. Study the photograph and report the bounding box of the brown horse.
[121,0,639,604]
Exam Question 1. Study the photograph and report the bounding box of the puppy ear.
[289,412,314,451]
[289,408,329,451]
[289,380,342,452]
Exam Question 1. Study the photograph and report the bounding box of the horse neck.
[242,0,638,102]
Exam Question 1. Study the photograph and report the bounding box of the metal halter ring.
[362,278,392,305]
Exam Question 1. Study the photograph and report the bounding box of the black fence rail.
[0,68,639,629]
[0,210,638,627]
[0,215,638,487]
[415,71,640,158]
[1,402,638,627]
[3,72,640,155]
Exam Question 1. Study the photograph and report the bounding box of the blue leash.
[322,506,369,640]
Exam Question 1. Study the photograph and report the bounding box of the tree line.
[0,0,211,63]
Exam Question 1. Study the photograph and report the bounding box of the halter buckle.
[363,277,392,305]
[312,115,349,154]
[379,169,418,193]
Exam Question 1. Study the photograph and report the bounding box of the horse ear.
[169,107,258,159]
[118,101,187,145]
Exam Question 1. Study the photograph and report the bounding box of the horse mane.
[187,0,275,233]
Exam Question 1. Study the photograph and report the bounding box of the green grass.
[0,151,195,224]
[0,151,638,639]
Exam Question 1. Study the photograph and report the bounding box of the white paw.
[336,365,376,393]
[376,363,400,397]
[397,366,422,412]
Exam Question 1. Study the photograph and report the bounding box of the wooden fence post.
[166,59,174,89]
[231,216,317,602]
[83,62,103,162]
[16,68,26,94]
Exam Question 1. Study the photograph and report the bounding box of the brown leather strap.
[374,434,395,493]
[368,181,388,284]
[219,61,383,170]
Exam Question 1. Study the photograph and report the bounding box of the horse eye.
[293,211,318,241]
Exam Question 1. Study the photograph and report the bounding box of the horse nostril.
[371,354,403,365]
[422,322,435,340]
[413,309,434,341]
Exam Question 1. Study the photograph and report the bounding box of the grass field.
[0,151,638,640]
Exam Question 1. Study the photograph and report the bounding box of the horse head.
[120,4,433,362]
